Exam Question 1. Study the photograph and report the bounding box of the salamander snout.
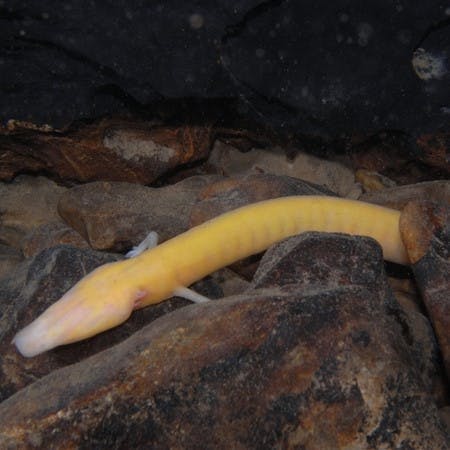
[13,262,148,357]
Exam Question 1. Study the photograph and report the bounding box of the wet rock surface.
[57,175,221,251]
[0,244,23,280]
[254,233,448,405]
[416,133,450,175]
[0,175,67,249]
[0,119,213,184]
[343,132,450,185]
[0,234,448,448]
[400,201,450,380]
[21,221,89,258]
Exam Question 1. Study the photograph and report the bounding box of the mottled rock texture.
[22,222,89,258]
[0,234,447,449]
[400,201,450,380]
[0,175,67,249]
[0,119,213,183]
[57,175,220,251]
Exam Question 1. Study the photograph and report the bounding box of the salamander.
[13,196,408,357]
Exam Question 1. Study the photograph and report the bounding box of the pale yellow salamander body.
[13,196,408,357]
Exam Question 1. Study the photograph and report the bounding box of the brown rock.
[0,175,67,249]
[388,277,422,314]
[190,173,335,226]
[346,132,412,175]
[252,232,385,290]
[400,201,450,379]
[22,222,90,258]
[416,133,450,175]
[341,132,450,185]
[399,201,449,264]
[0,118,213,184]
[400,303,450,405]
[439,406,450,433]
[57,175,220,252]
[0,244,23,281]
[253,232,447,403]
[390,278,449,405]
[207,267,250,298]
[360,180,450,210]
[0,234,447,448]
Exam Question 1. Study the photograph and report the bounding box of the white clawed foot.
[125,231,159,258]
[173,286,211,303]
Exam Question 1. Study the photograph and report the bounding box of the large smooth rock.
[57,175,220,251]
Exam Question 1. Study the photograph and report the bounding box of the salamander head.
[13,262,147,357]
